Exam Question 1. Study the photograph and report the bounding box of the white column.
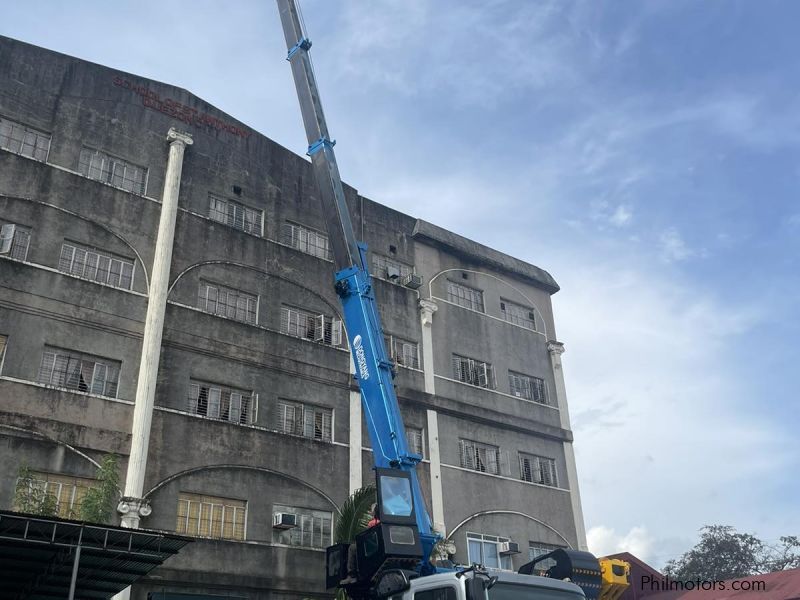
[418,299,438,395]
[119,128,193,529]
[426,409,446,534]
[548,341,588,551]
[349,390,363,494]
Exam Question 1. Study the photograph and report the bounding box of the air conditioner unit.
[386,266,401,280]
[272,512,297,529]
[402,273,422,289]
[499,541,520,555]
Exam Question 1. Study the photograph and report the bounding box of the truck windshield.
[488,582,584,600]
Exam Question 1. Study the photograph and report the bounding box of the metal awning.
[0,510,192,599]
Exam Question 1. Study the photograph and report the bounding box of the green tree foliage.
[13,465,58,517]
[334,485,376,544]
[664,525,800,581]
[79,454,120,524]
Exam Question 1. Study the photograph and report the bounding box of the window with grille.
[188,380,256,425]
[519,453,558,487]
[14,471,96,519]
[447,281,484,312]
[280,305,343,346]
[459,439,500,475]
[272,504,332,548]
[406,427,424,457]
[78,148,147,195]
[274,400,333,442]
[58,242,135,290]
[466,532,512,570]
[176,492,246,541]
[500,299,537,330]
[208,194,263,236]
[452,354,495,389]
[528,542,563,574]
[0,117,50,161]
[508,371,549,404]
[372,254,413,282]
[37,347,121,397]
[281,221,331,261]
[0,222,31,261]
[197,281,258,324]
[385,334,420,369]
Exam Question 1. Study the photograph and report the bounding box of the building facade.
[0,36,586,598]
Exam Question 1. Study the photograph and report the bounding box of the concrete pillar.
[547,341,588,551]
[349,390,363,494]
[418,299,438,395]
[426,409,446,534]
[119,128,193,529]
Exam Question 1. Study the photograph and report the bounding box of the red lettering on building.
[112,76,251,139]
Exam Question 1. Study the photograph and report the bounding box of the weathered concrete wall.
[0,34,584,598]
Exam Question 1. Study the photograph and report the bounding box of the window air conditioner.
[386,266,401,280]
[272,512,298,529]
[499,541,520,555]
[402,273,422,289]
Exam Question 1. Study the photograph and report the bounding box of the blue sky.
[4,0,798,567]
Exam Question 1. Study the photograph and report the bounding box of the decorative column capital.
[166,128,193,146]
[117,496,152,528]
[547,340,565,356]
[419,299,438,327]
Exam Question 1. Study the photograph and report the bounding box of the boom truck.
[274,2,630,600]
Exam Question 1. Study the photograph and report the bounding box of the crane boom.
[275,0,437,575]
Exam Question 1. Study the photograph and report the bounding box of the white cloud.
[658,227,694,262]
[587,525,654,563]
[610,205,633,227]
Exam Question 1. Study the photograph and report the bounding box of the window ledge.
[271,239,334,263]
[434,375,559,411]
[441,463,570,492]
[0,375,132,403]
[431,296,547,338]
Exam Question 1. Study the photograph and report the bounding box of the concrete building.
[0,35,586,598]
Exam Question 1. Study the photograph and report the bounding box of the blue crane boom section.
[275,0,438,569]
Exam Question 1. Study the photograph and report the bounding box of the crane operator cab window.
[380,475,413,518]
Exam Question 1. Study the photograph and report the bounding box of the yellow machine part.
[598,558,630,600]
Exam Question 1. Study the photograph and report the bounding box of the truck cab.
[386,571,586,600]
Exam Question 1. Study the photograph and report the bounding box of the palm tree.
[334,485,376,544]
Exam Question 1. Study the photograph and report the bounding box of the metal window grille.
[78,148,147,195]
[372,254,413,282]
[176,492,247,541]
[272,504,332,548]
[528,542,563,573]
[466,532,512,570]
[459,439,500,475]
[208,194,263,236]
[452,354,495,389]
[37,347,120,397]
[274,400,333,442]
[519,453,558,487]
[447,281,485,312]
[279,305,342,346]
[406,427,424,457]
[14,472,96,519]
[281,221,331,261]
[500,299,537,331]
[508,371,548,404]
[0,223,31,261]
[188,381,256,425]
[197,281,258,324]
[385,334,420,369]
[0,117,51,161]
[58,243,135,290]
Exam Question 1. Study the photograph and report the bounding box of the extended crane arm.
[276,0,437,573]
